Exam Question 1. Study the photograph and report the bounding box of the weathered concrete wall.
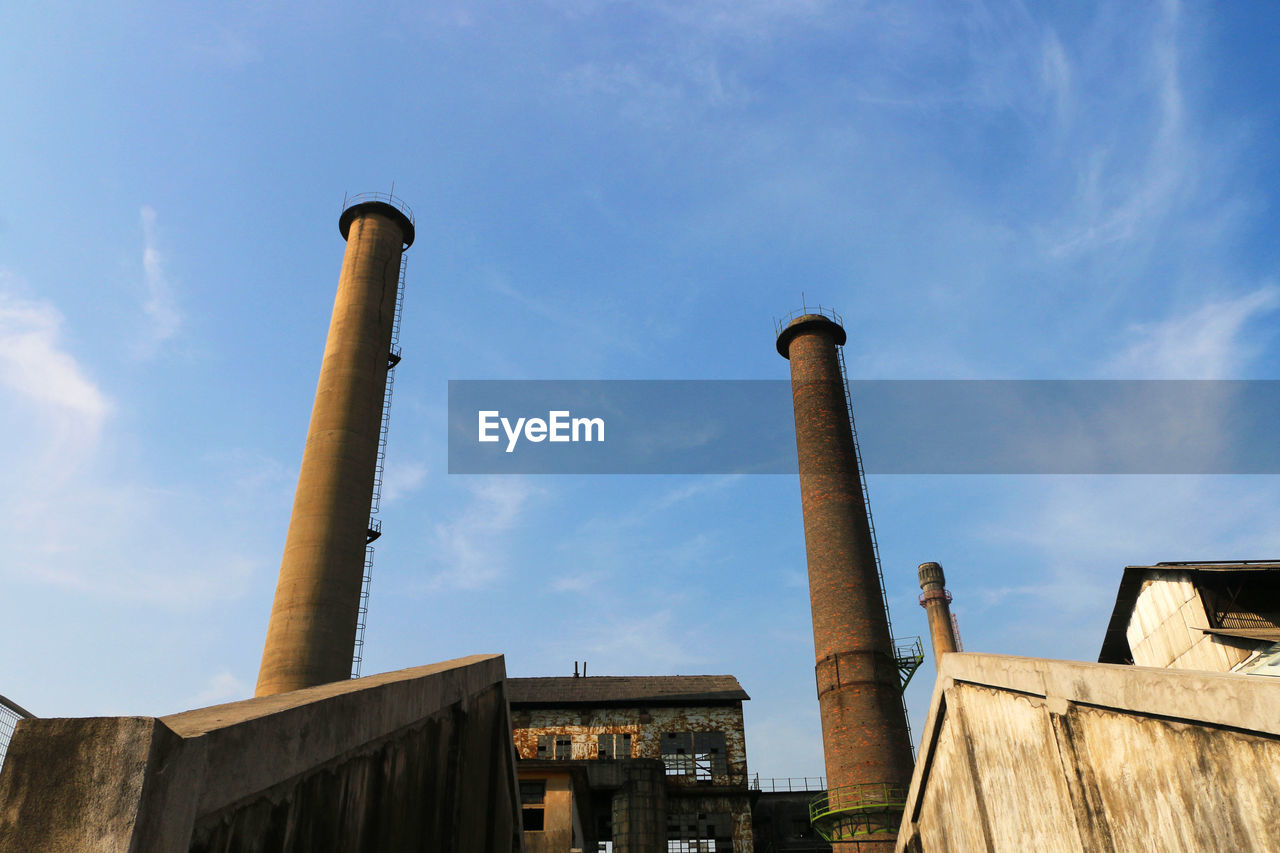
[896,653,1280,853]
[0,655,523,853]
[1126,573,1252,671]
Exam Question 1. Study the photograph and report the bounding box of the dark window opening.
[555,735,572,760]
[598,732,633,760]
[666,812,732,852]
[1200,574,1280,630]
[520,779,547,832]
[523,808,545,831]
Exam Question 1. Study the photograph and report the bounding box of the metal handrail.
[810,782,909,841]
[773,303,844,337]
[341,191,415,225]
[752,775,828,792]
[0,694,34,720]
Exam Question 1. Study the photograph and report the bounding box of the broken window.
[693,732,727,780]
[597,732,632,760]
[666,812,732,852]
[661,732,727,779]
[535,733,574,760]
[520,780,546,832]
[661,732,693,776]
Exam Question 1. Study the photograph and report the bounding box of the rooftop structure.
[1098,560,1280,674]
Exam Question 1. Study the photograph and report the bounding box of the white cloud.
[425,478,543,590]
[1040,30,1072,126]
[138,206,182,353]
[0,287,110,489]
[1047,2,1193,257]
[1106,285,1279,378]
[380,460,428,504]
[0,279,265,608]
[188,670,250,708]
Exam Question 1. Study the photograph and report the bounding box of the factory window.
[666,812,732,852]
[662,733,693,776]
[535,733,574,760]
[520,780,546,831]
[598,732,632,760]
[661,732,727,780]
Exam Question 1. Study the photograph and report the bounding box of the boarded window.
[555,735,572,760]
[598,732,632,760]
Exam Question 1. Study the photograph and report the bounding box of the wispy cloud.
[188,670,250,708]
[425,478,544,590]
[1046,2,1193,257]
[380,460,428,504]
[0,279,267,608]
[138,206,181,354]
[0,286,110,487]
[1105,285,1279,378]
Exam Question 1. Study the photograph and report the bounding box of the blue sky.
[3,1,1280,777]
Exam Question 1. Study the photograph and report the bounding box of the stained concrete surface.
[896,653,1280,852]
[0,655,522,853]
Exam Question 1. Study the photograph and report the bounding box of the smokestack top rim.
[918,561,946,588]
[339,196,416,248]
[775,312,847,358]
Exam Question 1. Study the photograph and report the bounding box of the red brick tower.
[776,310,914,848]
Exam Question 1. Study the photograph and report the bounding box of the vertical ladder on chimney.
[352,253,407,678]
[835,346,919,756]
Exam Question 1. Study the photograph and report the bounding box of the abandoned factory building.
[508,674,755,853]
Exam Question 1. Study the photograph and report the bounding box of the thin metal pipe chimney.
[917,562,958,659]
[776,311,913,848]
[255,195,414,697]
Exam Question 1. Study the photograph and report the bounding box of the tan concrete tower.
[917,561,958,660]
[776,310,914,849]
[256,195,414,697]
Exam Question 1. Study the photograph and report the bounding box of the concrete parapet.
[0,655,523,853]
[896,653,1280,852]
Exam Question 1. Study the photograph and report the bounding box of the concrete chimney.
[776,311,913,847]
[256,195,414,697]
[917,562,958,659]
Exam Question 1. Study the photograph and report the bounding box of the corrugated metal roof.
[507,675,749,706]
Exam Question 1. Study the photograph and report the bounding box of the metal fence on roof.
[0,694,34,774]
